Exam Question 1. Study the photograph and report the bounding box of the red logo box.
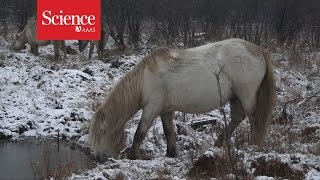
[37,0,100,40]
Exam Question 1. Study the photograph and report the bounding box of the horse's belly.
[169,93,221,113]
[36,40,51,46]
[164,71,232,113]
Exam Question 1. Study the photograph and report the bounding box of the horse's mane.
[141,47,175,72]
[106,47,173,110]
[102,47,173,120]
[89,47,174,157]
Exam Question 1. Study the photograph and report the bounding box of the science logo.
[37,0,100,40]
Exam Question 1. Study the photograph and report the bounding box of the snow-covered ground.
[0,37,319,179]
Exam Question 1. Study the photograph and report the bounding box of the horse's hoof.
[215,134,225,147]
[127,149,139,160]
[94,153,107,163]
[165,150,178,158]
[31,51,39,56]
[121,147,139,160]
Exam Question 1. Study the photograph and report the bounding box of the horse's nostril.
[23,45,26,50]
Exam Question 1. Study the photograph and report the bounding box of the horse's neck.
[107,83,142,126]
[104,96,140,129]
[120,102,140,124]
[17,30,28,47]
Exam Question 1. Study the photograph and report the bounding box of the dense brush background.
[2,0,320,48]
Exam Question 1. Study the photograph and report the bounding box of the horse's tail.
[251,50,276,145]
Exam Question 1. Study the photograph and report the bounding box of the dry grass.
[187,152,250,180]
[251,156,304,179]
[154,168,171,180]
[31,155,77,180]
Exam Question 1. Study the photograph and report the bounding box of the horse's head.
[93,132,125,161]
[78,40,89,52]
[12,33,27,52]
[89,108,126,160]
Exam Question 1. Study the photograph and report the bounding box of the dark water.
[0,138,95,179]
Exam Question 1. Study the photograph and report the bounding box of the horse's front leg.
[160,112,177,157]
[129,103,161,160]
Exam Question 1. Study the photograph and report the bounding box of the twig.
[190,119,217,130]
[214,66,239,180]
[57,130,60,152]
[281,98,299,117]
[263,39,275,49]
[298,90,320,107]
[284,98,299,107]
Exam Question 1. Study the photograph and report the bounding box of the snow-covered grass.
[0,39,141,140]
[0,37,319,179]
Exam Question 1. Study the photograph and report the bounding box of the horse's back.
[181,39,266,87]
[144,39,266,113]
[147,44,231,113]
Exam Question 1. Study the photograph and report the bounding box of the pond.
[0,138,95,179]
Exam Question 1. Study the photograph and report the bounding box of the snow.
[255,176,275,180]
[306,169,320,180]
[0,39,141,140]
[0,37,319,179]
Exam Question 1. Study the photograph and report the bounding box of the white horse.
[88,38,276,160]
[12,17,67,60]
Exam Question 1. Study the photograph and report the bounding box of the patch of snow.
[306,168,320,180]
[255,176,275,180]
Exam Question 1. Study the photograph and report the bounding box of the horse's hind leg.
[96,39,103,59]
[236,91,264,146]
[97,30,107,59]
[31,43,39,56]
[216,98,246,147]
[60,40,67,58]
[34,44,39,55]
[88,42,95,59]
[97,41,103,59]
[129,103,162,159]
[53,41,60,60]
[160,111,177,157]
